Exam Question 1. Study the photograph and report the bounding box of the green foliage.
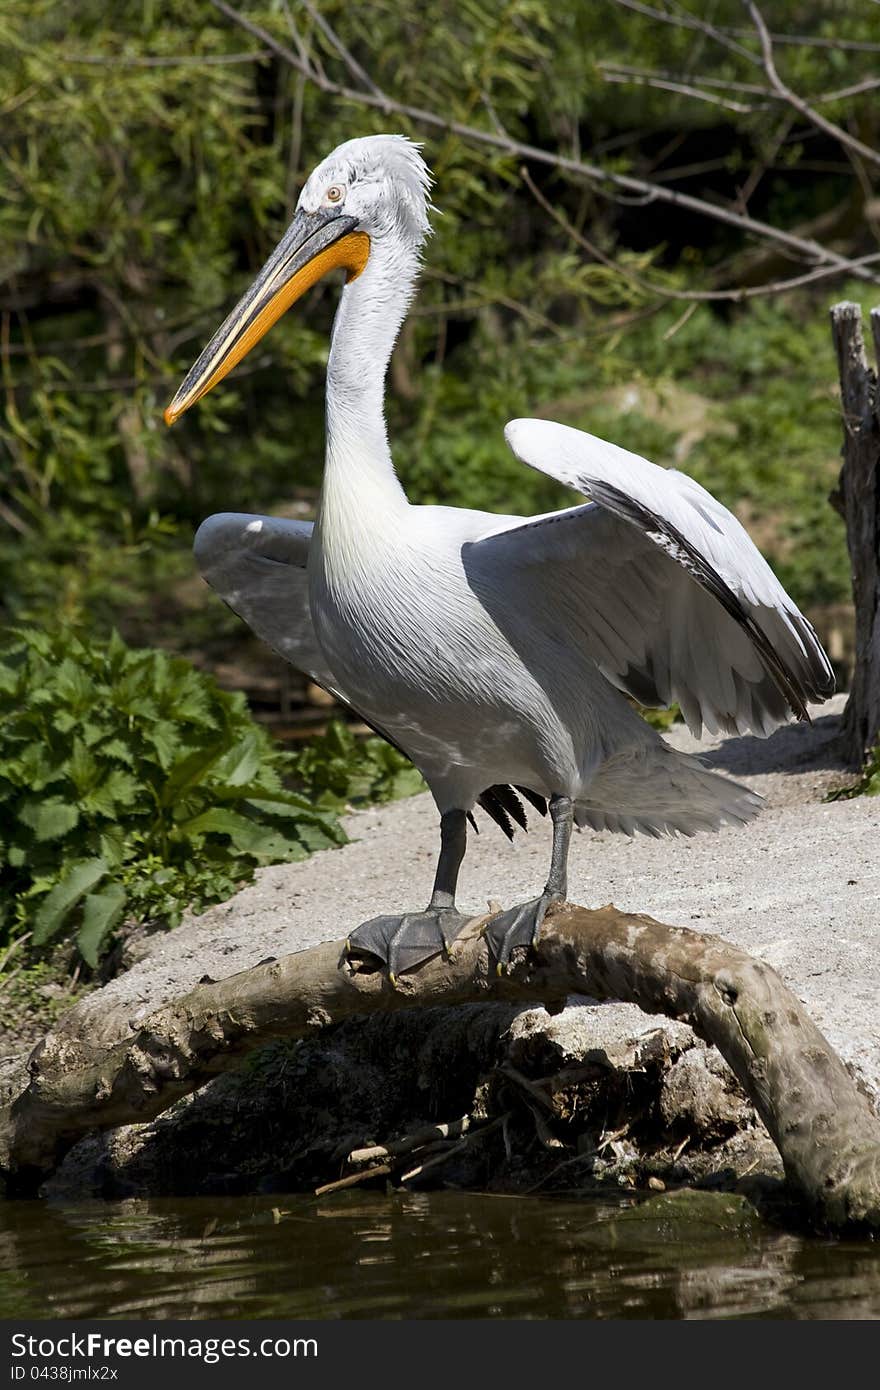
[3,0,869,640]
[292,721,426,809]
[0,957,88,1041]
[392,289,850,610]
[0,627,347,963]
[827,741,880,801]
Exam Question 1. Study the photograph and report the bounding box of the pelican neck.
[317,242,418,530]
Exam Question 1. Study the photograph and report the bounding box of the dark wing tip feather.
[477,788,515,840]
[588,478,819,725]
[477,784,535,838]
[515,785,548,816]
[788,610,836,700]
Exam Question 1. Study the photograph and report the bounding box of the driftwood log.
[1,904,879,1228]
[830,301,880,766]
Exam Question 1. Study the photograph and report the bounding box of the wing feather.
[476,419,834,738]
[193,511,541,834]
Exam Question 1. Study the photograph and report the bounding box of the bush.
[293,720,425,808]
[0,628,347,964]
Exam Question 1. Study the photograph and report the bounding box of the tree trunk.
[2,904,879,1229]
[830,301,880,766]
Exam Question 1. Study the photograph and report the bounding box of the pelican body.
[166,135,834,977]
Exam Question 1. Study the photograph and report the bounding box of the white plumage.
[172,134,834,970]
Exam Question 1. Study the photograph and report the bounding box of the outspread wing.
[193,512,342,692]
[473,418,833,738]
[194,512,544,836]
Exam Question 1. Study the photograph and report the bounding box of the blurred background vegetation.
[2,0,878,969]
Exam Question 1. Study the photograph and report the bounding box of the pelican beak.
[164,208,370,424]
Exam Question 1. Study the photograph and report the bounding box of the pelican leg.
[346,809,471,982]
[486,794,572,974]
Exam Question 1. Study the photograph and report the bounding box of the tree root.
[1,902,878,1228]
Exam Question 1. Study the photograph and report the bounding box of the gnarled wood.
[830,301,880,765]
[1,903,878,1228]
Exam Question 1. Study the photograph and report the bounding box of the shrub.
[293,720,425,809]
[0,628,346,964]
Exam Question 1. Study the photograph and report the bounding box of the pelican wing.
[193,512,341,692]
[194,512,544,835]
[475,418,833,737]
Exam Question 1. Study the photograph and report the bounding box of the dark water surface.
[0,1191,878,1320]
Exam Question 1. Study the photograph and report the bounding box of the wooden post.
[830,301,880,767]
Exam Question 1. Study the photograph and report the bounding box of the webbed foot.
[346,907,470,983]
[485,892,558,975]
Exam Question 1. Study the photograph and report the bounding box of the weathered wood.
[830,301,880,765]
[1,904,878,1229]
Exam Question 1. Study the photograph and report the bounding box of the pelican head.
[164,134,432,425]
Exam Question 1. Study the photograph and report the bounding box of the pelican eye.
[325,184,345,205]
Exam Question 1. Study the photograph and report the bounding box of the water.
[0,1191,877,1320]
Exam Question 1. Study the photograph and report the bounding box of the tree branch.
[520,166,880,303]
[68,51,270,69]
[297,0,388,102]
[607,0,759,64]
[2,903,879,1228]
[598,64,768,114]
[207,0,880,287]
[745,2,880,174]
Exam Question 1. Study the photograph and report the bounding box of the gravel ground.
[64,693,880,1103]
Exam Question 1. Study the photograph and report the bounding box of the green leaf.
[18,796,80,842]
[211,732,265,788]
[32,858,109,946]
[98,737,134,765]
[82,767,141,818]
[77,883,127,967]
[146,720,183,771]
[249,834,308,863]
[181,808,266,851]
[158,742,224,808]
[295,821,344,852]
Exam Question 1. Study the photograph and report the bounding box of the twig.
[597,1122,631,1154]
[347,1117,472,1165]
[607,0,759,64]
[662,301,698,340]
[298,0,388,103]
[520,165,880,303]
[598,67,760,115]
[278,0,325,82]
[398,1139,469,1183]
[730,27,880,55]
[610,2,880,58]
[745,1,880,173]
[0,935,29,979]
[207,0,880,285]
[68,51,270,68]
[600,66,880,110]
[496,1062,554,1112]
[0,500,32,536]
[399,1117,505,1183]
[315,1162,392,1196]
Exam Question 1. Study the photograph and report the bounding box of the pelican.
[165,134,834,979]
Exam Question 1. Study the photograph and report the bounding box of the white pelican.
[165,134,834,979]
